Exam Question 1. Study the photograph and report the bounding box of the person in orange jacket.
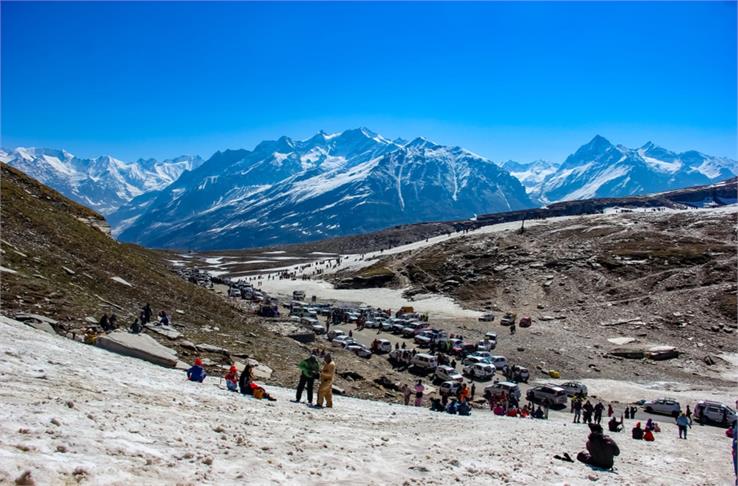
[459,383,470,401]
[316,354,336,408]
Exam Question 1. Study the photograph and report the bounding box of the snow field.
[0,316,734,485]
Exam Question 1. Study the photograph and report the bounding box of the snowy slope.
[0,148,203,215]
[534,136,737,204]
[0,315,734,485]
[117,129,533,250]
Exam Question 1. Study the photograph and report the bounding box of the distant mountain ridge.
[115,128,533,249]
[4,131,735,250]
[0,147,203,215]
[529,135,737,204]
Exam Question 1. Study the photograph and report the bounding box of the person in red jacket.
[224,365,238,392]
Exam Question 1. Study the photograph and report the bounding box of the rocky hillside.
[0,163,410,399]
[116,128,533,250]
[331,205,738,386]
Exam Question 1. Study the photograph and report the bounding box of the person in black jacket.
[239,363,254,395]
[577,423,620,469]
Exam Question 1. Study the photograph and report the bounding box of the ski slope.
[0,316,734,485]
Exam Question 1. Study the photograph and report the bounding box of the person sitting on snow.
[224,365,239,392]
[187,358,207,383]
[457,398,471,416]
[608,415,624,432]
[631,422,644,440]
[576,423,620,470]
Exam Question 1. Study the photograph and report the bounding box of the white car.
[435,365,463,382]
[479,312,495,322]
[462,355,490,367]
[380,321,394,331]
[476,339,496,351]
[364,320,380,329]
[469,351,493,361]
[463,362,496,380]
[311,324,326,334]
[327,329,346,341]
[374,339,393,354]
[484,382,521,401]
[347,344,372,359]
[559,381,588,397]
[489,356,508,371]
[694,400,737,426]
[643,398,681,417]
[484,332,498,343]
[411,353,438,371]
[526,384,568,406]
[332,335,352,347]
[439,380,462,396]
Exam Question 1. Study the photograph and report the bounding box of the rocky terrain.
[331,206,737,387]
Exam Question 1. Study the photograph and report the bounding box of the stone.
[197,343,228,354]
[96,331,178,367]
[144,324,182,340]
[110,276,133,287]
[62,266,76,276]
[607,337,637,346]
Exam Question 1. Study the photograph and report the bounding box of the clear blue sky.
[2,1,736,162]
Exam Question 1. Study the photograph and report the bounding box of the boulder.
[14,313,57,335]
[144,324,182,340]
[197,343,228,354]
[96,331,178,368]
[645,346,678,361]
[607,337,637,346]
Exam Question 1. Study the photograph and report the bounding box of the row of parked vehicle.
[639,397,737,425]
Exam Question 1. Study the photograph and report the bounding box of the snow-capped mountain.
[0,148,203,215]
[533,136,737,204]
[115,128,533,250]
[500,159,560,196]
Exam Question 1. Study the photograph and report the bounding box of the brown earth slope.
[0,163,407,399]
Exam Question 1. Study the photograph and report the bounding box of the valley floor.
[0,316,734,486]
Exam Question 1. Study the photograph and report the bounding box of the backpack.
[253,387,265,400]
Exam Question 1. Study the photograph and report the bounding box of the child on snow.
[224,365,238,392]
[187,358,207,383]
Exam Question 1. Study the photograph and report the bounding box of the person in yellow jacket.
[316,354,336,408]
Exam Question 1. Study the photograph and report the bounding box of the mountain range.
[114,128,532,249]
[0,147,203,215]
[3,130,736,249]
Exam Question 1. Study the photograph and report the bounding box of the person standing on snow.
[594,402,605,425]
[316,354,336,408]
[295,354,320,405]
[676,412,691,439]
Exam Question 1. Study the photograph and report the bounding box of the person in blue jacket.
[187,357,207,382]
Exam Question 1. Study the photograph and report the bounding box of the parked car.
[415,331,434,347]
[489,356,508,371]
[411,353,438,371]
[500,312,516,326]
[439,380,462,396]
[479,312,495,322]
[469,351,493,361]
[375,339,393,354]
[327,329,346,341]
[364,320,380,329]
[292,290,306,301]
[402,322,427,338]
[643,398,681,417]
[526,384,568,406]
[559,381,588,397]
[391,321,408,334]
[463,362,496,380]
[435,365,463,383]
[331,335,352,347]
[485,381,521,401]
[694,400,737,426]
[509,365,529,383]
[228,287,242,298]
[462,356,490,367]
[380,320,394,331]
[476,339,496,351]
[484,332,498,343]
[347,344,372,359]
